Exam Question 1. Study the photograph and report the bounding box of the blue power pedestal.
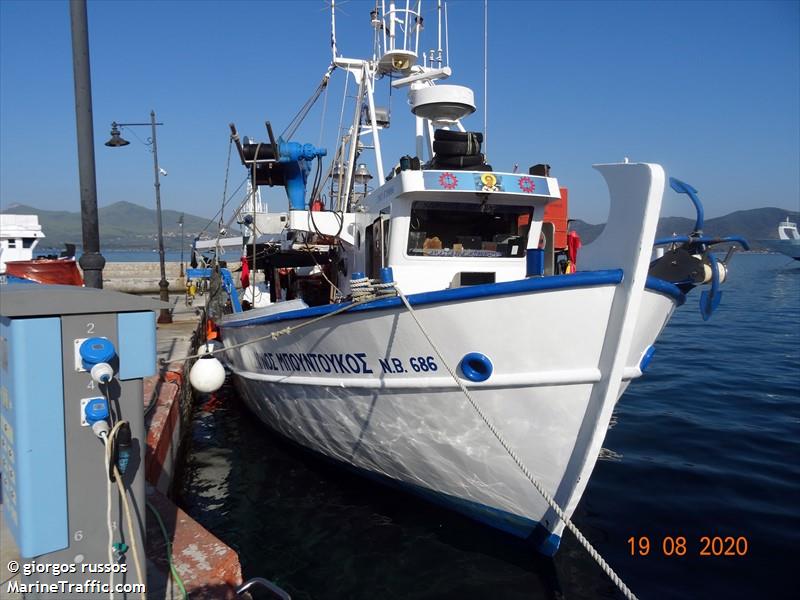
[0,283,162,595]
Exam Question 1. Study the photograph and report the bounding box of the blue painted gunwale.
[645,275,686,306]
[222,270,685,328]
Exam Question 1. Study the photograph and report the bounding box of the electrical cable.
[309,155,324,204]
[146,500,188,600]
[113,464,145,600]
[100,382,116,426]
[101,431,115,600]
[97,419,147,600]
[308,204,345,241]
[104,419,145,600]
[143,392,158,418]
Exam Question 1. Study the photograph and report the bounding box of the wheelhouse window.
[407,201,532,258]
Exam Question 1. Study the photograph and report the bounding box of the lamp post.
[105,111,172,323]
[178,213,185,278]
[69,0,105,289]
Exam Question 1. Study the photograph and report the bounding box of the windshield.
[406,201,533,258]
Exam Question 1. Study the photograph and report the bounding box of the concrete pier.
[101,261,242,294]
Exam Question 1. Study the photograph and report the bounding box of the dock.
[102,261,242,294]
[1,295,243,599]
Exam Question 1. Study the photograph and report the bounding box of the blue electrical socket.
[81,397,109,426]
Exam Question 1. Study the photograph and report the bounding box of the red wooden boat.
[4,258,84,286]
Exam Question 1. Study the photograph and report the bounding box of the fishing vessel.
[759,217,800,260]
[197,1,748,555]
[0,213,83,284]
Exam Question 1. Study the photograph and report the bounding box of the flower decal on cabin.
[439,172,458,190]
[518,176,535,194]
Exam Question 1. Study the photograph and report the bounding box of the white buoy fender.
[189,344,226,393]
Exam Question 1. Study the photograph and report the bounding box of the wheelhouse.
[358,168,561,295]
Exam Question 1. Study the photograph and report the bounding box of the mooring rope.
[165,297,370,365]
[393,287,639,600]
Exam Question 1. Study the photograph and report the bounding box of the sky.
[1,0,798,228]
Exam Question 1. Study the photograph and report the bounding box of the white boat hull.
[219,273,681,554]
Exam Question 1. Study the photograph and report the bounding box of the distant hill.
[571,207,800,250]
[1,201,796,251]
[0,201,235,250]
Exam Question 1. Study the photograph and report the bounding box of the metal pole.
[342,66,366,211]
[151,110,172,323]
[179,215,184,277]
[483,0,488,157]
[69,0,105,288]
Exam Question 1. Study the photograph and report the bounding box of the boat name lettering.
[253,352,439,376]
[379,356,438,374]
[255,351,374,375]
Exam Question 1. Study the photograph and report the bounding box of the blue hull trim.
[645,275,686,306]
[384,475,562,555]
[224,269,683,329]
[224,269,624,328]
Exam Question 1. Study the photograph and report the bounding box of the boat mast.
[341,70,366,212]
[364,74,386,186]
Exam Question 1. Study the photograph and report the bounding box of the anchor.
[649,177,750,320]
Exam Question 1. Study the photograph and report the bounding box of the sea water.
[35,249,186,262]
[178,253,798,599]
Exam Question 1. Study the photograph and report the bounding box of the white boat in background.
[0,213,83,285]
[0,214,45,273]
[759,217,800,260]
[192,1,748,556]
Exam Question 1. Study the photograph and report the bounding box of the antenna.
[437,0,442,66]
[483,0,488,156]
[444,1,450,66]
[331,0,338,61]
